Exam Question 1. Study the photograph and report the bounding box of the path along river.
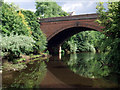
[2,53,120,89]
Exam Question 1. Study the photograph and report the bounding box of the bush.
[1,34,35,61]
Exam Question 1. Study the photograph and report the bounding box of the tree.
[96,1,120,73]
[62,31,105,53]
[1,2,30,36]
[35,1,68,18]
[18,10,47,52]
[96,1,120,38]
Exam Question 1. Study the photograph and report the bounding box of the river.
[2,53,120,88]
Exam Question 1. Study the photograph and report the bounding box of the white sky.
[4,0,110,15]
[58,1,97,15]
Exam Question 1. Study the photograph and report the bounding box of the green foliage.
[1,34,35,60]
[18,10,47,52]
[35,2,68,18]
[1,2,30,36]
[66,53,110,78]
[1,2,47,63]
[68,38,77,53]
[96,1,120,38]
[62,31,105,53]
[10,61,47,88]
[96,1,120,73]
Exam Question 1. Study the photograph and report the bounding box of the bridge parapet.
[39,13,98,23]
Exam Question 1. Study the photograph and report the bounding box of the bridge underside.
[48,27,97,55]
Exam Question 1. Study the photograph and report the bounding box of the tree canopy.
[18,10,47,52]
[96,1,120,38]
[96,1,120,73]
[35,1,68,18]
[1,2,30,36]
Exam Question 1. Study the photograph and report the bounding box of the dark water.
[2,53,120,88]
[3,60,47,88]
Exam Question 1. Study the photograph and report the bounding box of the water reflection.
[44,53,119,88]
[62,53,110,78]
[3,60,47,88]
[3,53,120,88]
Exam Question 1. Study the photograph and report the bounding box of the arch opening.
[47,26,101,55]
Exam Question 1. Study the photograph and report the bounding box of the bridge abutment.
[48,45,62,59]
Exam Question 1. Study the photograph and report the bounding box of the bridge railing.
[39,13,98,23]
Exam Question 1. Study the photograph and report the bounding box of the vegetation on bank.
[62,31,105,54]
[96,1,120,73]
[0,2,47,71]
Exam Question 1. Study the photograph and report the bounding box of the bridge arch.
[48,25,103,54]
[47,22,102,41]
[48,22,102,47]
[39,13,104,54]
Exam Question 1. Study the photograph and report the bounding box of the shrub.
[1,34,35,61]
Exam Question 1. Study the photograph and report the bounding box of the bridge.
[38,13,103,55]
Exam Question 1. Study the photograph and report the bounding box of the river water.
[2,53,120,88]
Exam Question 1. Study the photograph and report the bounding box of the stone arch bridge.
[39,13,103,55]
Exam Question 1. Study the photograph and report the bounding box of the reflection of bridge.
[39,13,103,54]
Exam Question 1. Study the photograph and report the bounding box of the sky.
[4,0,110,15]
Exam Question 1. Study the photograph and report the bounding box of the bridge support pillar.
[58,45,61,60]
[48,44,62,58]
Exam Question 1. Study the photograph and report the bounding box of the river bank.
[2,53,50,72]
